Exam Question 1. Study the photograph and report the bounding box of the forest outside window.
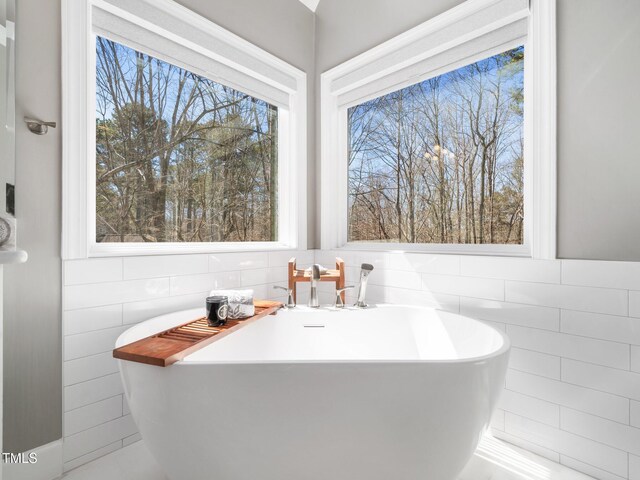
[347,47,524,246]
[95,37,279,244]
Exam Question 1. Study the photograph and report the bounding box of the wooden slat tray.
[113,300,283,367]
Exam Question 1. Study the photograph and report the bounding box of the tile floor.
[60,435,592,480]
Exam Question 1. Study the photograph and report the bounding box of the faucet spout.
[355,263,374,308]
[309,264,321,308]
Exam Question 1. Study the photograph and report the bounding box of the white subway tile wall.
[508,347,561,379]
[630,291,640,318]
[631,454,640,480]
[62,250,640,480]
[333,251,640,480]
[560,455,628,480]
[632,401,640,428]
[632,347,640,373]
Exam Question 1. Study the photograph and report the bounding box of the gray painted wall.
[315,0,464,73]
[556,0,640,260]
[3,0,63,453]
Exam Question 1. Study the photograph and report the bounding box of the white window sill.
[88,242,297,258]
[337,242,530,257]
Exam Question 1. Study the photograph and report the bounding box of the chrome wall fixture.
[24,117,56,135]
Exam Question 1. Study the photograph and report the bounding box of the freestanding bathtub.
[116,304,509,480]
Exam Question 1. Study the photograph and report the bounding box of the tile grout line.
[504,412,628,478]
[64,393,124,414]
[64,437,128,466]
[65,407,125,438]
[507,366,634,404]
[64,413,133,446]
[62,439,124,472]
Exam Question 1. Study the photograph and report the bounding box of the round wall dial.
[0,217,12,246]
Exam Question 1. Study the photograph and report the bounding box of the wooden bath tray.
[113,300,283,367]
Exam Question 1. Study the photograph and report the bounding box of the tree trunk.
[268,106,278,241]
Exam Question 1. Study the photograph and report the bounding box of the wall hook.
[24,117,57,135]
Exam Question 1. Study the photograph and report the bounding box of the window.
[321,0,556,258]
[347,47,524,245]
[62,0,307,258]
[95,37,278,243]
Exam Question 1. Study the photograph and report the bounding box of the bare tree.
[95,37,278,243]
[347,46,524,245]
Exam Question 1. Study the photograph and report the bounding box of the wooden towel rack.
[288,257,345,304]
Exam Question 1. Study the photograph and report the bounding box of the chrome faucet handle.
[335,286,354,308]
[273,285,295,308]
[309,264,322,308]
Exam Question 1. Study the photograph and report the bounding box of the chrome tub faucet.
[273,285,295,308]
[335,286,354,308]
[355,263,374,308]
[309,264,322,308]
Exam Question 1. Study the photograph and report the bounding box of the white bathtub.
[116,304,509,480]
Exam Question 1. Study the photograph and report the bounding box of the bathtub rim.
[115,304,511,366]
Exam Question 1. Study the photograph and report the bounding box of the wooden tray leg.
[288,257,297,304]
[336,257,345,303]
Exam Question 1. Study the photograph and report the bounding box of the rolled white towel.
[304,265,328,275]
[209,289,255,319]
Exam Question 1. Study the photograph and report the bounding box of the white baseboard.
[3,439,63,480]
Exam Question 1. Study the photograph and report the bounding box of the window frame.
[320,0,556,259]
[62,0,307,259]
